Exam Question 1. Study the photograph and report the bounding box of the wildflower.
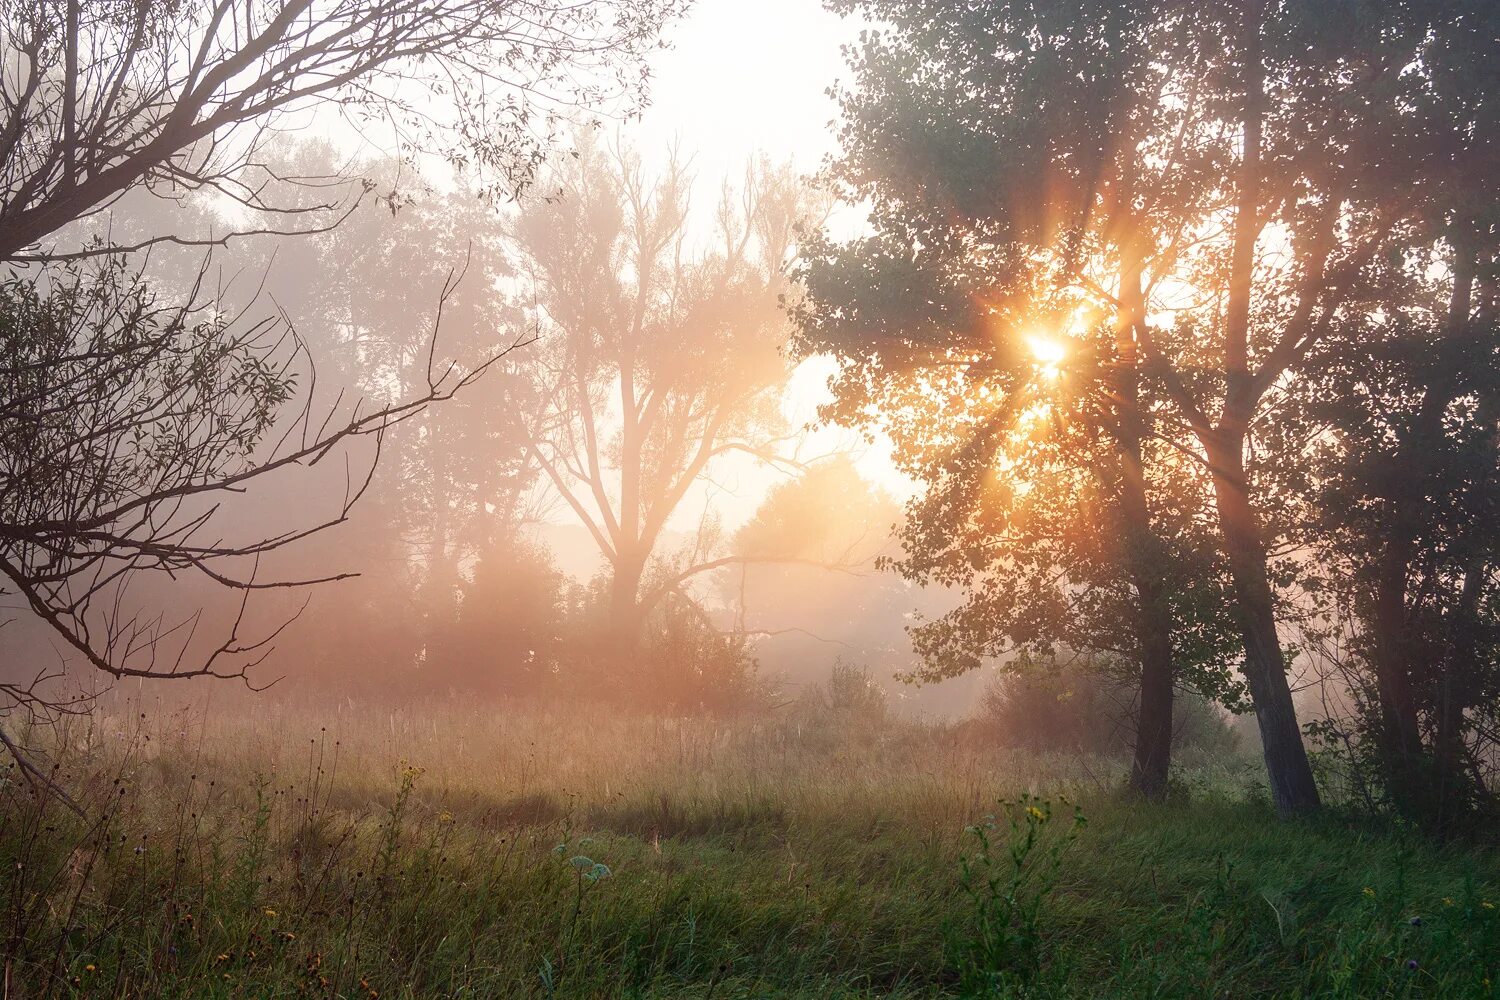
[84,964,96,972]
[1409,916,1423,927]
[264,908,277,917]
[1482,901,1494,910]
[1406,959,1419,972]
[1443,897,1455,907]
[1026,806,1047,822]
[438,810,454,824]
[1362,887,1376,898]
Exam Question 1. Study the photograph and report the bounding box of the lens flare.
[1026,335,1067,379]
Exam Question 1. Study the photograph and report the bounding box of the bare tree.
[510,139,818,646]
[0,254,519,720]
[0,0,685,263]
[0,0,685,798]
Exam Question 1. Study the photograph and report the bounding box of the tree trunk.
[608,547,647,651]
[1207,437,1322,815]
[1368,516,1427,810]
[1130,570,1175,800]
[1364,236,1478,827]
[1117,255,1177,801]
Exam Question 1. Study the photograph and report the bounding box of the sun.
[1025,334,1067,379]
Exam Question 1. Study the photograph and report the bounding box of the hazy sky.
[630,0,853,189]
[606,0,908,533]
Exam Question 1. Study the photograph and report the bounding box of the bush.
[971,654,1239,762]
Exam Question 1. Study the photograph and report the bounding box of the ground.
[1,694,1496,998]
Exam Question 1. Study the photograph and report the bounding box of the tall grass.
[1,691,1495,998]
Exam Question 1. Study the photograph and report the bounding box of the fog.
[0,0,1014,731]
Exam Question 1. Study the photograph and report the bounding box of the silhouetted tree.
[1274,3,1500,832]
[0,0,685,263]
[799,0,1477,816]
[510,138,814,650]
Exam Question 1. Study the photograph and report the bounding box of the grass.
[0,692,1496,998]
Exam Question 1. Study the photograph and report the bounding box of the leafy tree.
[1275,4,1500,832]
[793,0,1242,800]
[798,0,1478,816]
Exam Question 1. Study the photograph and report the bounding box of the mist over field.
[1,1,1498,997]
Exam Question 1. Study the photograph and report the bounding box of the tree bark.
[1129,568,1176,800]
[608,546,647,649]
[1365,235,1477,826]
[1207,435,1322,815]
[1118,258,1176,800]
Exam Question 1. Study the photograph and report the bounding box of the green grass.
[1,695,1496,998]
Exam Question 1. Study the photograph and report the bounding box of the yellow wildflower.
[1362,887,1376,898]
[1026,806,1047,822]
[263,908,277,917]
[1443,897,1455,907]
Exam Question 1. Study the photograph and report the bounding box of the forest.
[0,0,1497,996]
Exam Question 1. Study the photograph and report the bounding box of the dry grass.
[0,689,1495,998]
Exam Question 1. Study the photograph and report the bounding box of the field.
[1,693,1496,999]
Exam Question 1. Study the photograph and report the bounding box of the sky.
[602,0,908,534]
[630,0,852,191]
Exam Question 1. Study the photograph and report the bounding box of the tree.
[511,139,813,648]
[0,0,685,263]
[190,146,543,690]
[714,455,948,707]
[1276,3,1500,832]
[0,254,499,710]
[798,0,1455,816]
[794,0,1242,801]
[0,0,680,791]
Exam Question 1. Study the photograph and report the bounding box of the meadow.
[1,691,1496,999]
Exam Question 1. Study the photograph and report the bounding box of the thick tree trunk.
[607,548,647,651]
[1117,256,1177,801]
[1130,571,1175,800]
[1207,437,1322,816]
[1364,239,1478,826]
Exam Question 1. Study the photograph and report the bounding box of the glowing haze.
[618,0,907,531]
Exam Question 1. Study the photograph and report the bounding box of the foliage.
[953,796,1086,997]
[797,0,1500,817]
[1261,1,1500,830]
